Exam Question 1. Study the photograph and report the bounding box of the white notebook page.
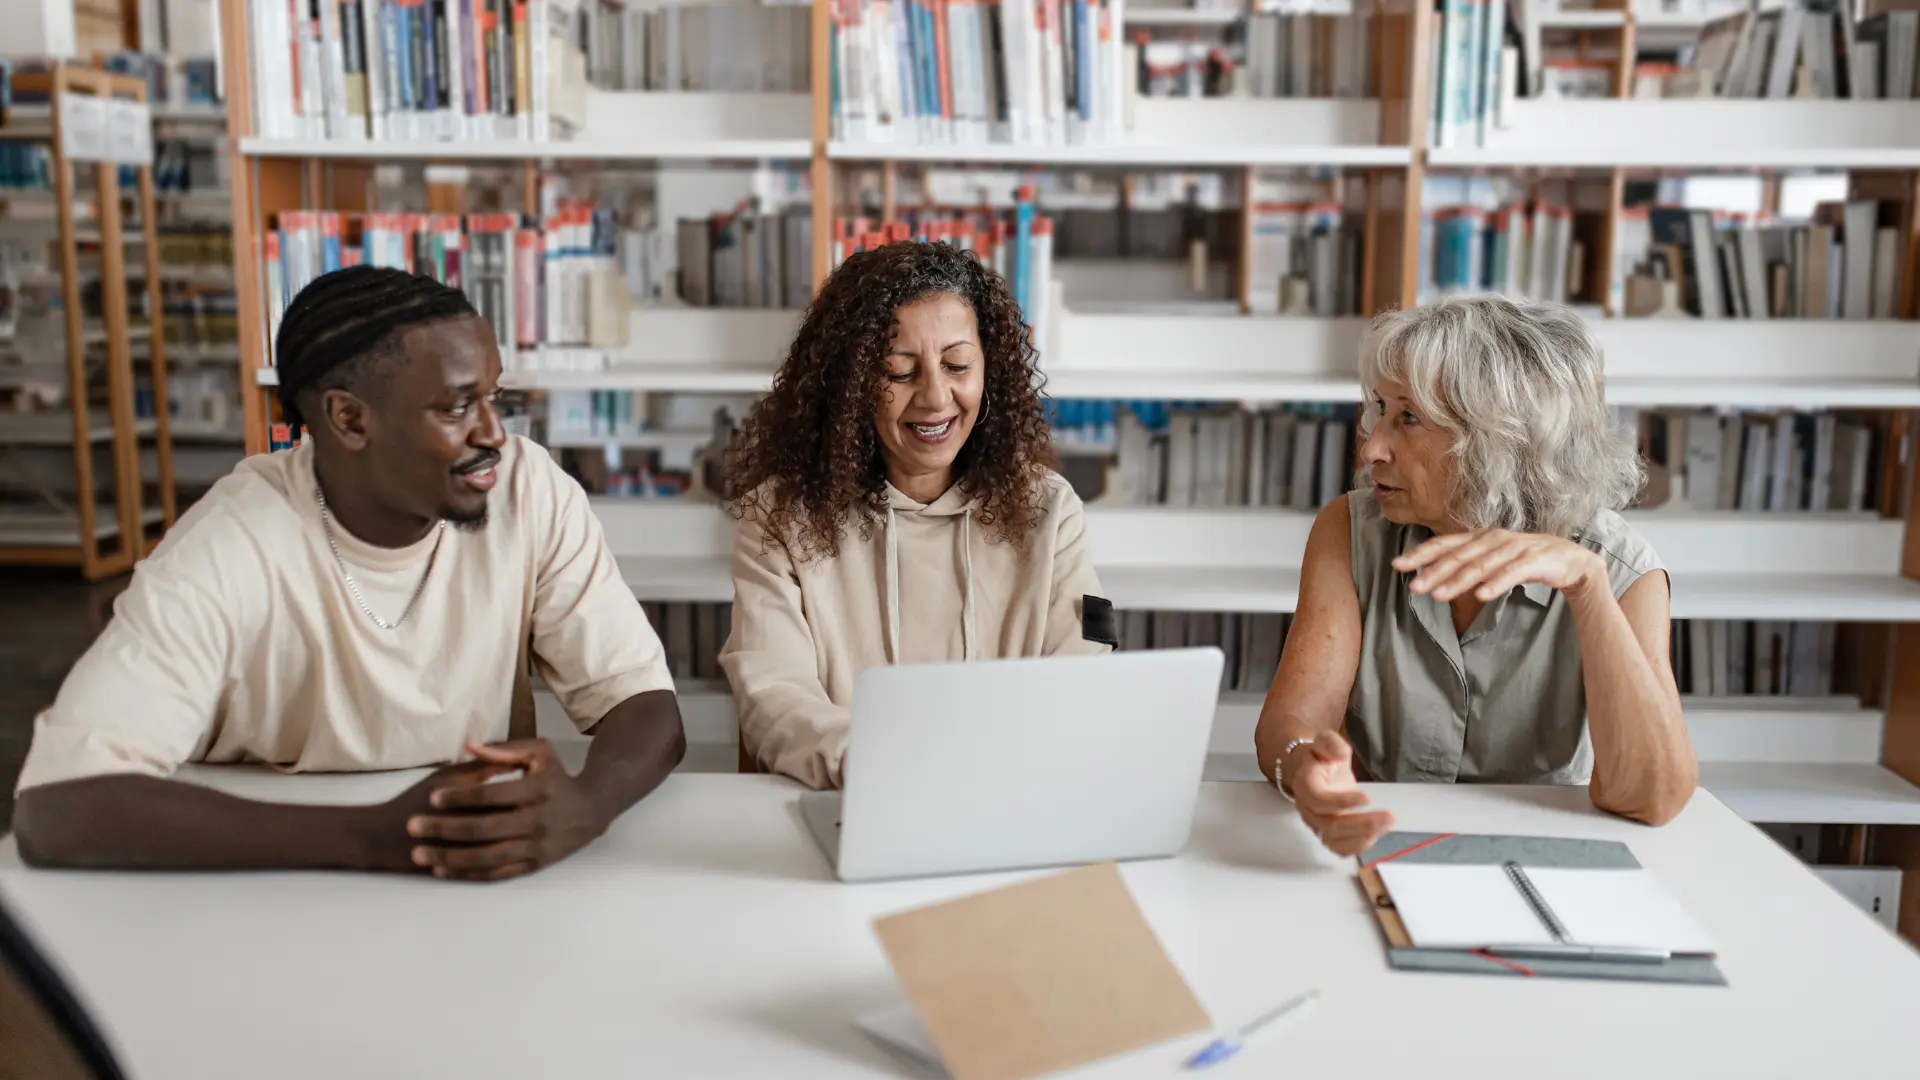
[1375,864,1556,949]
[1526,867,1718,955]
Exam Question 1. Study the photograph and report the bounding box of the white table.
[4,774,1919,1079]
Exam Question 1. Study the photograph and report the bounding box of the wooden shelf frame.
[0,65,176,580]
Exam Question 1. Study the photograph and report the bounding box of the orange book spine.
[933,0,953,126]
[513,2,530,122]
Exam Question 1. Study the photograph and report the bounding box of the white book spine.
[530,0,550,140]
[443,0,465,138]
[319,0,350,138]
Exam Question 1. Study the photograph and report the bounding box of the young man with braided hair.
[13,267,686,881]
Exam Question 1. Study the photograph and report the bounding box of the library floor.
[0,569,127,833]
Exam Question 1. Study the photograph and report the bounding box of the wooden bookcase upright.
[0,65,175,580]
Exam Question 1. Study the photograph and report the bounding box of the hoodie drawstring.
[885,505,902,664]
[961,509,976,662]
[881,503,977,665]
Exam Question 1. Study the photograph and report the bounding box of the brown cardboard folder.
[871,862,1211,1080]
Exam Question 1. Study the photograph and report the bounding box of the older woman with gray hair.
[1254,295,1697,856]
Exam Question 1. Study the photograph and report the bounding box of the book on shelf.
[829,0,1131,146]
[263,204,627,362]
[583,1,812,92]
[1615,200,1905,320]
[244,0,587,143]
[1632,407,1878,513]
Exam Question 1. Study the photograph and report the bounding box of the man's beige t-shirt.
[16,434,672,791]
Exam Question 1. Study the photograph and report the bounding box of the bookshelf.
[213,0,1920,936]
[0,65,177,579]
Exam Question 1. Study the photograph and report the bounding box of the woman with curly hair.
[1254,295,1697,857]
[719,240,1109,789]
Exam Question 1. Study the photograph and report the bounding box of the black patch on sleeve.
[1081,595,1119,647]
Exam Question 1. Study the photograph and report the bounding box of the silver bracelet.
[1276,737,1315,803]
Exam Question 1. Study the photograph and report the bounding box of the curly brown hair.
[725,240,1057,562]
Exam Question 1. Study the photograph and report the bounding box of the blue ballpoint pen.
[1183,988,1321,1071]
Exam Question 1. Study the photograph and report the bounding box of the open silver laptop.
[800,647,1224,882]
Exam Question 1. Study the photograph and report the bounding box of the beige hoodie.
[720,472,1110,789]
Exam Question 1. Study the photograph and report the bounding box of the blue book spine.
[917,2,937,126]
[1014,197,1035,314]
[1075,0,1092,122]
[894,1,916,129]
[393,2,413,112]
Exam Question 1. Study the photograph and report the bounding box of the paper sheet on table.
[1376,863,1716,954]
[1525,867,1717,955]
[1375,864,1555,949]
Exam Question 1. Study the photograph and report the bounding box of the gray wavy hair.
[1356,294,1644,538]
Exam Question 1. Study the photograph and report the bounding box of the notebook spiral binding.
[1502,861,1571,943]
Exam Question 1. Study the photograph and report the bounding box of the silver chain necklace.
[314,485,446,630]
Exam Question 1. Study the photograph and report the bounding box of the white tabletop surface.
[4,773,1919,1079]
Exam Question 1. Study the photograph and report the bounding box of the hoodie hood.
[882,481,980,517]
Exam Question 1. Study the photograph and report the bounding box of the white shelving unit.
[240,92,814,161]
[1431,100,1920,168]
[832,100,1405,167]
[504,307,1920,409]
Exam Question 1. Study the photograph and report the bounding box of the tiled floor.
[0,568,127,832]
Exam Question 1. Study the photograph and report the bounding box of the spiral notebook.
[1356,832,1728,986]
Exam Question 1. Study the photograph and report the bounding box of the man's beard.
[440,505,489,532]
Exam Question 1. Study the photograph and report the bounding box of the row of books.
[1418,199,1588,305]
[1618,203,1903,320]
[153,223,236,278]
[1672,620,1836,698]
[1642,4,1915,101]
[644,602,733,682]
[1247,202,1365,316]
[583,2,813,92]
[1115,611,1291,694]
[831,0,1130,146]
[1634,408,1879,513]
[673,208,815,310]
[264,206,627,357]
[1107,402,1357,509]
[830,202,1058,341]
[159,292,241,355]
[244,0,585,143]
[1137,11,1371,99]
[97,51,223,108]
[1425,0,1510,149]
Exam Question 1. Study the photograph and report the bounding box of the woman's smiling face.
[872,291,985,502]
